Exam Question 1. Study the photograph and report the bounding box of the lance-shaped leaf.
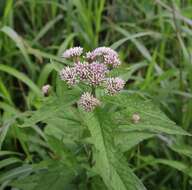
[102,93,190,136]
[82,110,146,190]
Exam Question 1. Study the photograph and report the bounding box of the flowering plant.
[6,47,189,190]
[59,46,125,111]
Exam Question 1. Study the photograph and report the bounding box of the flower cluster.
[60,46,125,112]
[62,47,83,59]
[105,77,125,95]
[74,61,89,81]
[87,61,108,86]
[78,92,101,112]
[86,47,121,68]
[60,67,78,86]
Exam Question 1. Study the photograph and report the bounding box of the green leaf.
[0,78,13,105]
[91,176,108,190]
[47,136,78,167]
[11,161,76,190]
[22,88,81,128]
[141,156,192,178]
[103,93,190,136]
[114,131,155,152]
[32,163,75,190]
[57,33,77,56]
[0,120,13,150]
[33,14,63,43]
[1,26,35,77]
[0,101,18,115]
[112,25,159,61]
[45,107,83,144]
[37,64,55,87]
[170,143,192,159]
[0,165,33,183]
[0,64,42,96]
[82,110,146,190]
[0,158,21,170]
[0,151,22,157]
[110,31,157,51]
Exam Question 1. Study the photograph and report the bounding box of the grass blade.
[0,64,41,96]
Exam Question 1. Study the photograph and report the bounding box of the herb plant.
[0,46,189,190]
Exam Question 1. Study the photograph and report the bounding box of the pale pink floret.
[86,47,121,67]
[78,92,101,112]
[62,47,83,58]
[74,61,90,81]
[85,51,93,60]
[105,77,125,95]
[87,61,108,86]
[42,84,50,96]
[60,67,78,86]
[103,53,121,67]
[74,61,108,86]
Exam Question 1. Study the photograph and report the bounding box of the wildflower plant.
[59,46,124,112]
[3,46,190,190]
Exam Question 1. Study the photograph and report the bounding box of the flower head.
[74,61,108,86]
[74,61,90,81]
[42,84,50,96]
[105,77,125,95]
[62,47,83,59]
[60,67,78,86]
[86,47,121,68]
[87,61,108,86]
[78,92,101,112]
[103,53,121,67]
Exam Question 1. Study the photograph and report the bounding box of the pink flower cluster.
[60,67,78,86]
[60,61,108,86]
[78,92,101,112]
[60,46,125,112]
[87,61,108,85]
[62,47,83,58]
[86,47,121,68]
[105,77,125,95]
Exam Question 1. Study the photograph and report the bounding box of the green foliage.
[0,86,190,189]
[1,0,192,189]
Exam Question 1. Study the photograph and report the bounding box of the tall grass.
[1,0,192,189]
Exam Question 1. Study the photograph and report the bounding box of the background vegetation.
[0,0,192,189]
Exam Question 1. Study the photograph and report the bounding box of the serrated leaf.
[114,131,155,152]
[11,162,76,190]
[45,107,83,144]
[103,93,190,136]
[47,136,78,168]
[32,163,75,190]
[82,110,146,190]
[22,88,81,128]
